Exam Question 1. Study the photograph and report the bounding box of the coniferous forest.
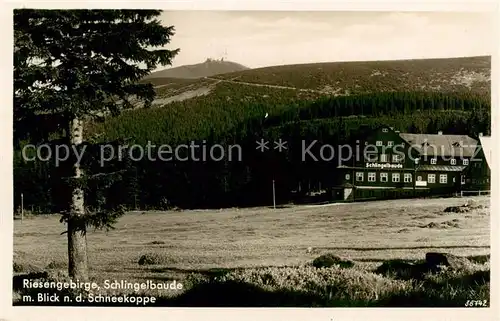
[14,84,491,212]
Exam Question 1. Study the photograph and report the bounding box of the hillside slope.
[145,58,249,79]
[141,56,490,108]
[208,55,491,96]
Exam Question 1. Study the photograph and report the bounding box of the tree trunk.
[67,116,89,282]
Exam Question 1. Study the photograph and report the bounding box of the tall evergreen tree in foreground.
[14,9,179,282]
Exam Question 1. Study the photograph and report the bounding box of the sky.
[157,11,494,70]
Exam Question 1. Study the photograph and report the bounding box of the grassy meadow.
[13,195,490,307]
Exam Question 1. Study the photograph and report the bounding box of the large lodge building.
[331,126,491,201]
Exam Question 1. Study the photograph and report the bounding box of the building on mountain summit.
[332,126,490,201]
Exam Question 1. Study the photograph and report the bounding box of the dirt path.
[146,75,341,108]
[206,76,333,94]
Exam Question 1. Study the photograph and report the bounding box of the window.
[430,158,437,165]
[450,159,456,165]
[388,141,394,147]
[428,174,436,183]
[345,174,350,180]
[404,173,412,183]
[380,154,388,162]
[380,173,388,182]
[356,172,364,182]
[417,176,423,181]
[392,173,400,182]
[392,154,403,163]
[463,159,469,165]
[382,128,388,133]
[368,172,376,182]
[453,177,456,183]
[376,141,383,146]
[439,174,447,184]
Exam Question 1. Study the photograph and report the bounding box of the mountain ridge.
[139,55,490,108]
[145,58,250,79]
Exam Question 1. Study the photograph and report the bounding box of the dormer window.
[463,159,469,165]
[431,158,437,165]
[388,141,394,147]
[450,159,456,165]
[382,128,388,133]
[376,141,382,146]
[392,154,403,163]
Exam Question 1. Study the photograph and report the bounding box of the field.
[13,195,490,306]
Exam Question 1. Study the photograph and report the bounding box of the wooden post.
[20,193,24,221]
[413,158,418,198]
[413,172,416,198]
[272,179,276,209]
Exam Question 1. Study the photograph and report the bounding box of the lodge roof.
[337,164,468,172]
[417,165,467,172]
[398,133,478,157]
[479,136,492,167]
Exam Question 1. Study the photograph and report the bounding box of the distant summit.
[145,58,250,79]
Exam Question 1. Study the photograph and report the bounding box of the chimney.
[438,131,443,135]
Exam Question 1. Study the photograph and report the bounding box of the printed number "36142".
[465,300,488,307]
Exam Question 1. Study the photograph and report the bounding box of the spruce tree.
[14,9,179,282]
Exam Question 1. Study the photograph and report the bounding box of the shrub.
[180,265,410,306]
[45,260,67,270]
[12,261,40,274]
[467,254,490,264]
[375,259,432,280]
[312,254,354,269]
[13,262,23,273]
[149,240,166,245]
[380,268,490,307]
[138,252,177,265]
[177,263,490,307]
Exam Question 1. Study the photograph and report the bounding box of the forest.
[13,89,491,212]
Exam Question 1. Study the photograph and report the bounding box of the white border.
[1,1,499,321]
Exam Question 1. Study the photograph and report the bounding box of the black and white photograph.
[5,2,498,317]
